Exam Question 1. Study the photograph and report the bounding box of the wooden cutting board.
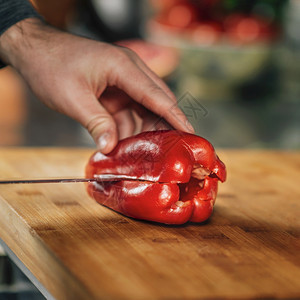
[0,148,299,300]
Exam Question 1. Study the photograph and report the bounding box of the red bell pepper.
[86,130,226,224]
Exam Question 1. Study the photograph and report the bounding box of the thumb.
[86,113,118,154]
[71,95,118,153]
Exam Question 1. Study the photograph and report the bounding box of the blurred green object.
[145,0,290,100]
[222,0,287,22]
[176,43,271,99]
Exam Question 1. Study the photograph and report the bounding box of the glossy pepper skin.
[86,130,226,224]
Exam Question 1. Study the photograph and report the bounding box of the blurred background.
[0,0,299,150]
[0,1,299,298]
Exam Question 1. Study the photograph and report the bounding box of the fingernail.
[185,120,194,133]
[97,132,110,151]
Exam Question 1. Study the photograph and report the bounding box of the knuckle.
[120,46,138,59]
[139,84,170,109]
[114,47,132,63]
[148,83,164,96]
[86,114,115,134]
[114,46,139,65]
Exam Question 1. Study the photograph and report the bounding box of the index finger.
[111,59,194,133]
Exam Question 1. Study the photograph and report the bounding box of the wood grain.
[0,148,299,300]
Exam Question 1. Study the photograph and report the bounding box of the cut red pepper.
[86,130,226,224]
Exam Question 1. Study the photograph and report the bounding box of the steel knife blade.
[0,174,156,184]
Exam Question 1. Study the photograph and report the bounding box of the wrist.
[0,18,46,70]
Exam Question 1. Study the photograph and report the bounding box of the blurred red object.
[188,21,222,45]
[225,14,278,44]
[148,0,280,46]
[150,0,186,12]
[162,2,198,29]
[116,39,179,78]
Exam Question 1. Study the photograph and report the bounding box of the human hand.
[0,18,194,153]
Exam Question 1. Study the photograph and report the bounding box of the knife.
[0,174,156,184]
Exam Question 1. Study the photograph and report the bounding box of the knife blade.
[0,174,156,184]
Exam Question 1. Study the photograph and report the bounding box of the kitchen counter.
[0,148,299,300]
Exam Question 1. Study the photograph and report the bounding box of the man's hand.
[0,18,194,153]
